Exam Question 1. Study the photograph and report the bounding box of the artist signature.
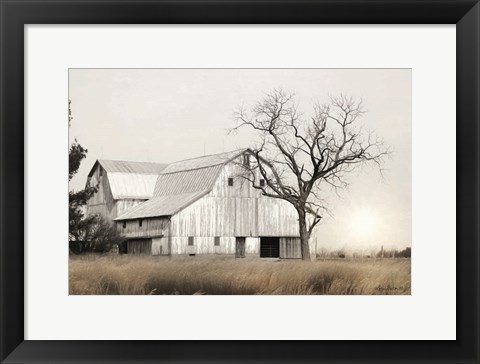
[376,286,403,291]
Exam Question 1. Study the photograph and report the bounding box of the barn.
[86,159,168,221]
[86,149,309,258]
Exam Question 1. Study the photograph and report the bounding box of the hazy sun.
[349,208,379,241]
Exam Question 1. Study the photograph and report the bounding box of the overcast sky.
[69,69,411,251]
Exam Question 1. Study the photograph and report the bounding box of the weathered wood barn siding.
[119,217,171,254]
[116,199,147,217]
[152,237,169,255]
[169,198,257,237]
[214,161,299,237]
[127,239,153,254]
[169,158,299,256]
[170,236,259,255]
[119,217,170,239]
[258,197,299,237]
[279,237,302,259]
[86,165,117,221]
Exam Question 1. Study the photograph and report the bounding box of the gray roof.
[87,160,168,200]
[154,165,223,196]
[91,160,168,175]
[113,191,208,220]
[107,173,160,199]
[161,149,247,174]
[114,149,248,220]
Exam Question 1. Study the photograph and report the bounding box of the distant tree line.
[316,246,411,259]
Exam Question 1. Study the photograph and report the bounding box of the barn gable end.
[85,159,168,221]
[85,164,117,221]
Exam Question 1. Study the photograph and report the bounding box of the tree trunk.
[298,209,312,261]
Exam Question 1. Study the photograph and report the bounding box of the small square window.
[260,179,266,187]
[122,221,126,229]
[188,236,194,246]
[228,178,234,186]
[214,237,220,246]
[139,219,143,227]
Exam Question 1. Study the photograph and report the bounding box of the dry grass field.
[69,255,411,295]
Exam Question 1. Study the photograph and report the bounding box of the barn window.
[188,236,194,246]
[214,237,220,246]
[139,219,143,227]
[260,179,266,187]
[228,178,234,186]
[243,154,250,167]
[122,221,126,229]
[99,168,104,177]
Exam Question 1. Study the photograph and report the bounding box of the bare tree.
[231,89,390,261]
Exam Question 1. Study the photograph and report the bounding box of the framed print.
[67,67,412,296]
[1,1,479,363]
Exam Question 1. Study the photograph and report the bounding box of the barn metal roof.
[114,149,249,220]
[90,160,168,176]
[154,165,223,196]
[108,173,160,199]
[160,149,247,174]
[113,191,208,220]
[86,160,168,199]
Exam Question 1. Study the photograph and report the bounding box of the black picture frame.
[1,1,479,363]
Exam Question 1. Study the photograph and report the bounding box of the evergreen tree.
[68,100,97,241]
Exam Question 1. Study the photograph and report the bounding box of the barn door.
[127,239,152,254]
[235,237,246,258]
[260,237,280,258]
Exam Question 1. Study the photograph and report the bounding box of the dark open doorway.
[235,237,246,258]
[260,237,280,258]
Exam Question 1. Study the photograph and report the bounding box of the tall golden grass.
[69,255,411,295]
